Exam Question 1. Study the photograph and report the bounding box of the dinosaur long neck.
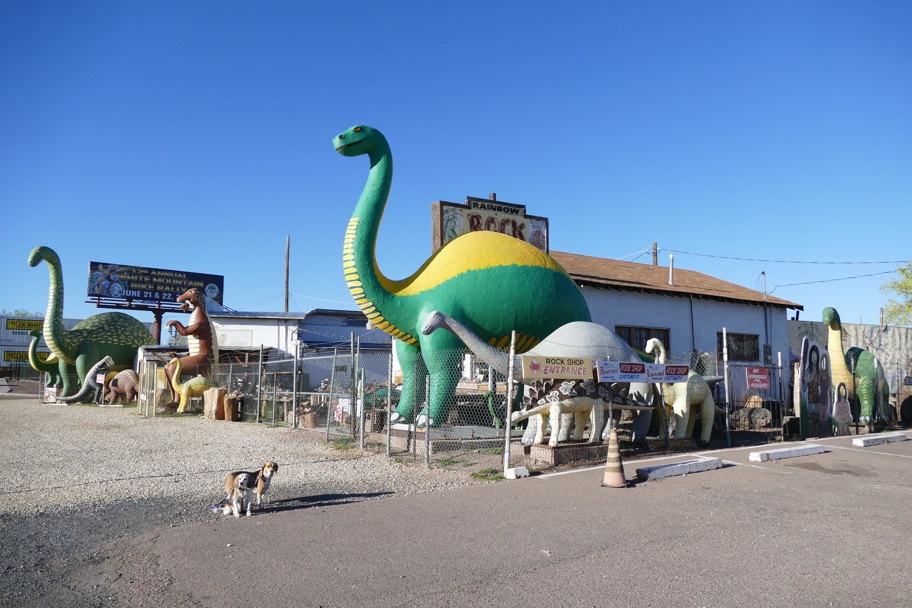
[438,315,512,377]
[827,316,853,393]
[42,254,72,361]
[170,359,183,392]
[344,142,416,345]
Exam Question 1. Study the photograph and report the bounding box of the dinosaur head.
[28,245,59,268]
[177,287,204,310]
[333,125,386,157]
[421,311,447,336]
[822,307,840,328]
[28,329,42,339]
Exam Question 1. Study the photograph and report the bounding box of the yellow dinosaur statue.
[169,357,218,413]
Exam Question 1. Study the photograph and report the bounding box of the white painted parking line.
[815,444,912,459]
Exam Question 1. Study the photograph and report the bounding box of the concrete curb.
[635,456,723,480]
[749,444,825,462]
[852,433,909,447]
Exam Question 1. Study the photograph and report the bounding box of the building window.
[616,326,669,353]
[717,332,760,362]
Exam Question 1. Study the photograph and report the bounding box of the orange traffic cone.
[601,428,628,488]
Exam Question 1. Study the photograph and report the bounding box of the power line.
[662,248,910,265]
[769,270,895,293]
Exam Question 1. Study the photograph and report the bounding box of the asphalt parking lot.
[110,432,912,607]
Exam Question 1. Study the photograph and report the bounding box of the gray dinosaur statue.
[56,356,115,404]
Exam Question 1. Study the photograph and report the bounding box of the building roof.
[209,308,365,321]
[551,251,802,311]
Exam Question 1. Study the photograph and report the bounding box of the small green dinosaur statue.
[28,246,156,397]
[333,125,591,427]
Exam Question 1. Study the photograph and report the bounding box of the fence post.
[777,351,784,441]
[256,345,264,424]
[386,349,393,457]
[358,337,365,450]
[326,348,338,442]
[722,328,731,447]
[503,331,516,476]
[424,373,430,465]
[349,333,356,438]
[292,343,298,429]
[272,372,278,427]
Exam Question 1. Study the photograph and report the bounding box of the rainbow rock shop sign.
[431,197,550,254]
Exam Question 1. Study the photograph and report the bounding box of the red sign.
[746,367,771,390]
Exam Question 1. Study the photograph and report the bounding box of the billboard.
[431,196,549,254]
[87,262,224,306]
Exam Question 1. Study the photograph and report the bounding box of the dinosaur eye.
[353,126,362,133]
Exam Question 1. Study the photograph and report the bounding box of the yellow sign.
[4,350,48,362]
[521,356,593,380]
[6,319,43,331]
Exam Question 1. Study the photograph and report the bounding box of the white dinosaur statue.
[645,338,720,444]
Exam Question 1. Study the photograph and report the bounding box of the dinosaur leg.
[416,331,464,427]
[685,399,698,439]
[698,394,717,444]
[856,376,875,423]
[548,403,562,447]
[572,409,589,442]
[391,341,426,424]
[672,394,690,440]
[57,360,74,397]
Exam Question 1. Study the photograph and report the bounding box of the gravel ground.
[0,393,486,607]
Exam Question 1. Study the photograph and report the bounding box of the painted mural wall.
[789,320,912,394]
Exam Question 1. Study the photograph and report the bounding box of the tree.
[0,308,43,317]
[880,263,912,326]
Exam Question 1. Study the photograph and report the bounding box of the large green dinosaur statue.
[823,307,890,423]
[27,329,63,388]
[334,125,591,426]
[28,246,156,396]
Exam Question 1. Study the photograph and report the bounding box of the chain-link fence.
[129,334,793,471]
[722,338,786,443]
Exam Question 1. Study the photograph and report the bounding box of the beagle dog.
[227,472,254,518]
[223,462,279,511]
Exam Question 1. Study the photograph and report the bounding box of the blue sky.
[1,1,910,332]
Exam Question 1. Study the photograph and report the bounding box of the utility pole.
[284,235,290,313]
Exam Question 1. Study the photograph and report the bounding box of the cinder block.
[505,467,529,479]
[636,457,723,480]
[852,433,909,447]
[749,444,825,462]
